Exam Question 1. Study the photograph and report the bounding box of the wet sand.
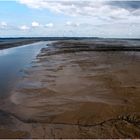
[0,40,140,138]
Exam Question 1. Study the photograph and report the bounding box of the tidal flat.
[0,39,140,138]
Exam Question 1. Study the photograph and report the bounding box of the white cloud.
[19,25,30,30]
[45,23,54,28]
[1,21,7,26]
[66,21,80,27]
[18,0,140,34]
[66,21,72,26]
[1,0,139,38]
[31,21,40,27]
[19,0,46,9]
[18,0,137,19]
[0,21,7,29]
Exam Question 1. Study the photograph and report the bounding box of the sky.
[0,0,140,38]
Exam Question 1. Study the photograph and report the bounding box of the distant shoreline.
[0,37,96,50]
[0,37,140,50]
[0,39,41,50]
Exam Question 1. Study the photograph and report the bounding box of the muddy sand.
[0,40,140,138]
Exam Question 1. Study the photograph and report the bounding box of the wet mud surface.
[0,40,140,138]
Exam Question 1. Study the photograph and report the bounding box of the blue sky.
[0,0,140,38]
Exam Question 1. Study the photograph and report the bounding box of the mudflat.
[0,40,140,138]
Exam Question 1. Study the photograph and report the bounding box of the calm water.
[0,41,48,98]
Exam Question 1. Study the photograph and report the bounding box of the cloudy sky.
[0,0,140,38]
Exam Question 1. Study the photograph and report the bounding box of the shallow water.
[0,41,48,98]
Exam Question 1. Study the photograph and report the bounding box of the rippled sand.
[0,40,140,138]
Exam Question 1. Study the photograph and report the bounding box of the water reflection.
[0,41,48,98]
[0,48,16,56]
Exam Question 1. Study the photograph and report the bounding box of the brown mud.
[0,40,140,138]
